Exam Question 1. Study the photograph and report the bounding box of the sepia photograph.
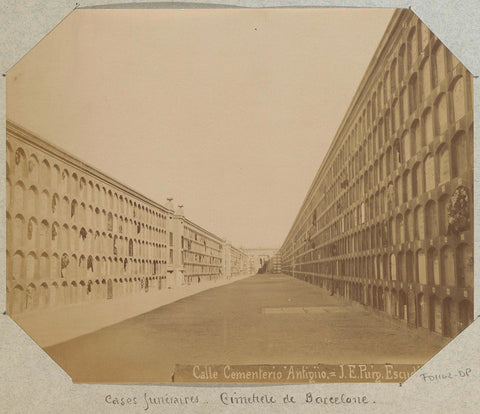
[4,6,474,384]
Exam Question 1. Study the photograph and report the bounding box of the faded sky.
[7,8,394,248]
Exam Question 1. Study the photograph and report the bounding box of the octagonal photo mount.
[4,6,476,384]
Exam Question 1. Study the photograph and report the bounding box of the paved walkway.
[12,274,252,348]
[45,273,449,383]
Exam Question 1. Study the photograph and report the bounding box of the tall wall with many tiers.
[279,10,474,338]
[6,121,251,315]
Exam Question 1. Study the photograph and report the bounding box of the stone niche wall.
[6,124,172,315]
[182,223,224,283]
[279,10,474,338]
